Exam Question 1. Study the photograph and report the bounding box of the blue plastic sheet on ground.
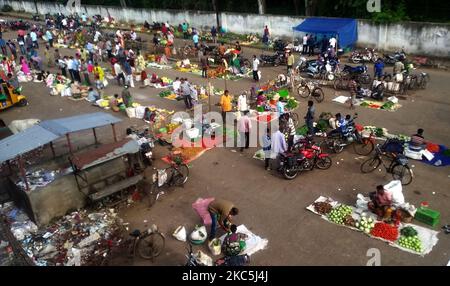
[422,145,450,167]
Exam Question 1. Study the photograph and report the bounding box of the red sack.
[426,142,440,153]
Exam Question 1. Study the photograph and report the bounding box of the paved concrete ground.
[0,25,449,266]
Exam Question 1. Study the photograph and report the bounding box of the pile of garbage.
[15,169,59,192]
[0,202,123,266]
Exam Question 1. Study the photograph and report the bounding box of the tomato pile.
[370,222,399,241]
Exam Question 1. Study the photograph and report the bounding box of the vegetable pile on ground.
[356,216,375,233]
[327,205,353,224]
[159,90,172,98]
[370,222,399,241]
[397,236,423,253]
[313,202,333,215]
[343,215,356,227]
[397,226,422,252]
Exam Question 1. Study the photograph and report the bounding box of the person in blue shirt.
[72,58,81,82]
[0,36,7,56]
[192,33,199,49]
[374,58,385,79]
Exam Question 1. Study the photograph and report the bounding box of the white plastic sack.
[125,107,136,118]
[8,119,41,134]
[387,96,398,104]
[404,148,423,160]
[190,225,207,241]
[208,238,222,256]
[356,193,370,211]
[194,250,213,266]
[384,180,405,206]
[102,79,109,87]
[135,106,146,119]
[172,226,187,242]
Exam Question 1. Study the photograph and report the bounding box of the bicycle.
[296,80,325,103]
[147,162,189,206]
[101,224,165,265]
[360,144,413,185]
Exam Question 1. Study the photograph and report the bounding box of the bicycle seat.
[129,229,141,237]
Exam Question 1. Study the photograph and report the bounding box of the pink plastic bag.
[192,197,215,225]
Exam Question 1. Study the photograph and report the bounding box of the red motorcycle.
[279,142,332,180]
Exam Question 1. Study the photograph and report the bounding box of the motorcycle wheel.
[360,157,382,173]
[296,83,311,98]
[353,139,374,156]
[313,88,325,103]
[391,164,413,185]
[315,157,332,170]
[282,166,298,180]
[325,72,335,81]
[332,138,345,154]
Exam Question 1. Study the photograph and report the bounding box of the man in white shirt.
[302,34,308,54]
[30,30,38,48]
[61,18,68,28]
[114,62,125,86]
[130,30,137,41]
[329,36,337,49]
[172,77,181,94]
[237,92,248,113]
[94,30,102,42]
[252,55,260,82]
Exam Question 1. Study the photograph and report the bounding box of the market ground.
[1,26,449,266]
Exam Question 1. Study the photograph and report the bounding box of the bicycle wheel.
[313,87,325,103]
[172,164,189,186]
[360,157,382,173]
[332,138,345,154]
[353,139,374,156]
[391,164,413,185]
[420,75,429,89]
[137,232,165,260]
[296,83,311,98]
[315,157,332,170]
[148,184,157,207]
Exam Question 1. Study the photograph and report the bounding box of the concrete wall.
[1,0,448,57]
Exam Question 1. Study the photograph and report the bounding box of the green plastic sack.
[278,89,289,98]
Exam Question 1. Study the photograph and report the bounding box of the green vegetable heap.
[327,205,353,224]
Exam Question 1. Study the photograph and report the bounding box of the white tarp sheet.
[219,225,268,256]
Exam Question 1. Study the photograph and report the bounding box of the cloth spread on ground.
[219,225,268,256]
[421,144,450,167]
[306,196,439,256]
[332,96,401,111]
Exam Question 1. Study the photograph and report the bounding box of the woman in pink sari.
[20,56,30,75]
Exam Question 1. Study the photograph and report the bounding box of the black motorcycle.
[259,51,286,66]
[383,49,406,65]
[273,39,286,52]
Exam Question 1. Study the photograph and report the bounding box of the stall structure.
[292,17,358,50]
[0,112,122,192]
[69,139,143,205]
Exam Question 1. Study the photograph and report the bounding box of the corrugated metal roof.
[70,139,139,170]
[0,125,59,163]
[0,112,122,164]
[39,112,122,136]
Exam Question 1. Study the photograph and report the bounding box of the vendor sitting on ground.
[208,199,239,240]
[109,94,120,112]
[408,128,426,152]
[368,185,393,220]
[87,87,100,102]
[222,224,248,257]
[7,73,20,91]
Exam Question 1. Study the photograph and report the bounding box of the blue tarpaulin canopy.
[293,17,358,48]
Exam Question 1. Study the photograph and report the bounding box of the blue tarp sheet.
[293,17,358,48]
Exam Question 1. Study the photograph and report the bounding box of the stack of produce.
[327,205,353,224]
[285,97,298,110]
[397,226,423,253]
[343,215,356,227]
[356,216,375,233]
[370,222,399,241]
[159,90,172,98]
[313,202,333,215]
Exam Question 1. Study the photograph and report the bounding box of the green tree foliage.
[41,0,450,23]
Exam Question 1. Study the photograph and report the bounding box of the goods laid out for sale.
[332,96,402,112]
[306,196,440,256]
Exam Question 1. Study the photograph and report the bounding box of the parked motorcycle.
[350,48,379,64]
[342,64,371,85]
[383,49,406,65]
[259,51,286,66]
[278,142,332,180]
[322,114,375,156]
